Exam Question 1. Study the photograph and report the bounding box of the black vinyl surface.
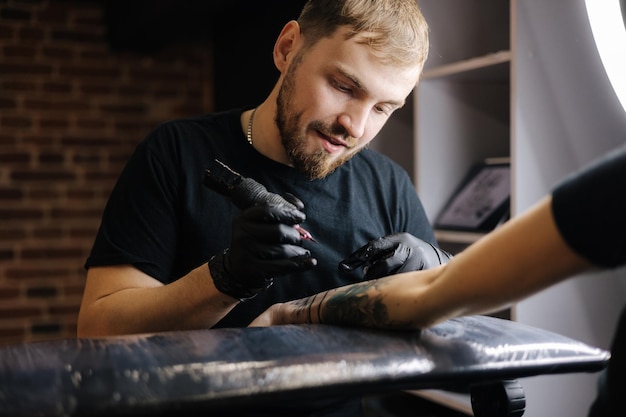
[0,315,609,416]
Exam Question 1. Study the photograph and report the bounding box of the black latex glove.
[338,232,452,280]
[209,199,317,301]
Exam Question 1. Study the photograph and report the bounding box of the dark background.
[103,0,308,110]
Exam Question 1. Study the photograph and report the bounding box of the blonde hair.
[297,0,429,70]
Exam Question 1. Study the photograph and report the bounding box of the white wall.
[514,0,626,416]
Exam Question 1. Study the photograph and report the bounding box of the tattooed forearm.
[316,280,417,329]
[291,296,315,323]
[279,278,417,329]
[313,281,396,328]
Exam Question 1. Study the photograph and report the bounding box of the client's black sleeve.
[552,145,626,268]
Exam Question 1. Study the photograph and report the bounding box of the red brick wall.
[0,0,213,345]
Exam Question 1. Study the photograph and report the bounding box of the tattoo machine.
[203,159,316,242]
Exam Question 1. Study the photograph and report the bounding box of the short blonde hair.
[297,0,429,70]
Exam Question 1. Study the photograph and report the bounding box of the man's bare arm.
[77,264,238,337]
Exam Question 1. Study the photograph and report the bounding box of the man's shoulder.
[153,109,242,135]
[138,109,245,151]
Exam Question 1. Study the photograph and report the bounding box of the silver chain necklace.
[246,107,257,145]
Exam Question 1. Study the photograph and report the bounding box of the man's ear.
[273,20,301,73]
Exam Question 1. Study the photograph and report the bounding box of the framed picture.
[435,161,510,232]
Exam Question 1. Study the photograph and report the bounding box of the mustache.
[309,120,357,146]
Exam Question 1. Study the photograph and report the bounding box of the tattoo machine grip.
[203,159,316,242]
[203,159,297,210]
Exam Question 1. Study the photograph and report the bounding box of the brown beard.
[275,54,360,180]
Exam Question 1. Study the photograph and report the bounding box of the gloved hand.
[338,232,452,280]
[209,198,317,301]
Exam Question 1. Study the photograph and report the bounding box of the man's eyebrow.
[337,67,405,108]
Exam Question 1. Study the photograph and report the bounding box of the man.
[78,2,448,415]
[78,0,443,337]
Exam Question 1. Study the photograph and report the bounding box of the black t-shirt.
[85,108,436,327]
[551,144,626,417]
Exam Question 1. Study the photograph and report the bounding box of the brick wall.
[0,0,213,345]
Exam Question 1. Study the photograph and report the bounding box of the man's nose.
[337,105,368,140]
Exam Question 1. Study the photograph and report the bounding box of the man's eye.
[338,85,352,93]
[375,105,392,115]
[333,80,352,94]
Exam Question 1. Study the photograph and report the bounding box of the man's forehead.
[307,36,420,100]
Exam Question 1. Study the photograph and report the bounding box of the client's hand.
[339,232,452,280]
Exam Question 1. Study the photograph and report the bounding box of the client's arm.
[249,196,591,329]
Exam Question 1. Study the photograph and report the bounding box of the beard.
[275,58,361,180]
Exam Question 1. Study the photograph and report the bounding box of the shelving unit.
[415,0,512,250]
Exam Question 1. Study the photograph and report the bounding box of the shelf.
[422,50,511,80]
